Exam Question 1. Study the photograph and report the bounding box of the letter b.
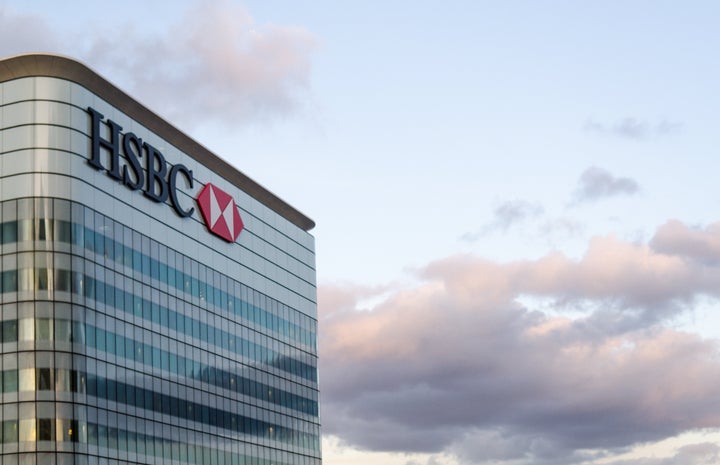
[143,143,169,203]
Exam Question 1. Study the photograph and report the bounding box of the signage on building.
[196,184,244,242]
[86,107,244,242]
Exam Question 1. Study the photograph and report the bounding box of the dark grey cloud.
[320,221,720,465]
[0,2,316,129]
[573,166,639,203]
[584,118,683,140]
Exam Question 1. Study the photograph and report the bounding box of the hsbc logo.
[196,183,244,242]
[87,107,245,243]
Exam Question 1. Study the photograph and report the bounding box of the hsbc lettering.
[86,107,195,218]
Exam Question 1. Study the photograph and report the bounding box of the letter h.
[87,107,123,179]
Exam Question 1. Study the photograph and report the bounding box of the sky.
[2,1,720,464]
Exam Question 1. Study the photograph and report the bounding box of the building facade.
[0,54,320,465]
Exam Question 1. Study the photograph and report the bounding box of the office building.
[0,54,320,465]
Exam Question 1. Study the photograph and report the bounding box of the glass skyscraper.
[0,54,320,465]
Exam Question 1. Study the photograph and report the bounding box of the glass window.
[119,427,129,453]
[19,368,35,392]
[151,303,160,325]
[3,369,18,392]
[115,331,125,359]
[36,368,52,390]
[18,198,33,242]
[3,420,18,443]
[55,219,72,243]
[2,270,17,293]
[55,319,71,343]
[55,269,71,292]
[2,221,18,244]
[56,418,78,443]
[72,321,84,344]
[97,424,108,449]
[36,318,53,341]
[18,318,34,341]
[87,422,98,446]
[36,217,50,241]
[54,199,71,233]
[105,236,114,263]
[19,418,35,442]
[2,320,18,342]
[55,368,70,392]
[37,418,52,441]
[152,347,161,367]
[108,426,118,450]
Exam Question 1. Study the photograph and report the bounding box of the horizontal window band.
[0,316,318,416]
[0,214,316,349]
[0,268,317,384]
[0,417,320,461]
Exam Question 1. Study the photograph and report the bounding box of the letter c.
[169,164,195,218]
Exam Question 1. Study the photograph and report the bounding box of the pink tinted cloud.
[0,3,317,128]
[425,234,716,310]
[651,220,720,262]
[320,220,720,464]
[83,0,317,128]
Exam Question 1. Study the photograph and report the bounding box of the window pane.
[37,368,52,390]
[36,319,53,341]
[56,319,71,342]
[3,370,18,392]
[3,420,18,443]
[2,221,18,244]
[2,320,18,342]
[38,418,52,441]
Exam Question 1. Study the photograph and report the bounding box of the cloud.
[0,6,65,56]
[461,200,544,241]
[572,166,639,203]
[318,282,394,320]
[651,220,720,264]
[584,118,683,140]
[601,443,720,465]
[319,220,720,465]
[538,217,584,240]
[613,118,650,140]
[492,201,545,231]
[0,2,317,129]
[83,0,317,128]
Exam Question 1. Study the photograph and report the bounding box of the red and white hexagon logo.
[196,183,244,242]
